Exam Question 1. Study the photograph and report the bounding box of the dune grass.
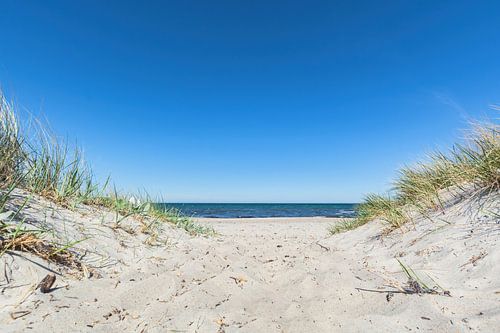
[0,184,85,270]
[332,121,499,234]
[24,140,97,205]
[395,123,499,208]
[91,191,214,236]
[150,205,215,236]
[0,94,25,188]
[328,218,366,235]
[0,93,103,206]
[0,89,211,238]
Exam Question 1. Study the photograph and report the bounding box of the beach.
[1,85,497,332]
[1,191,499,332]
[1,3,499,331]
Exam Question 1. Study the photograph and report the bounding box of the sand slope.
[1,190,499,332]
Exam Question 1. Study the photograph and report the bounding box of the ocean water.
[159,203,357,218]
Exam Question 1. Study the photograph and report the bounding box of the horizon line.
[157,202,360,205]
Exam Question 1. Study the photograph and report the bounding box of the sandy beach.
[1,3,499,331]
[1,190,499,332]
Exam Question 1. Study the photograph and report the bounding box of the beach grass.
[24,140,97,205]
[0,94,25,189]
[328,218,366,235]
[90,190,214,236]
[0,89,210,237]
[334,121,499,234]
[0,189,85,269]
[150,205,215,236]
[395,123,499,208]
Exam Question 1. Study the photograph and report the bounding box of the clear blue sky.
[1,1,499,202]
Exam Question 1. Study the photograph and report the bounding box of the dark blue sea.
[158,203,357,218]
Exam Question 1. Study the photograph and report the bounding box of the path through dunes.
[2,198,499,332]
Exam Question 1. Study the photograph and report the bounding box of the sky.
[0,1,499,203]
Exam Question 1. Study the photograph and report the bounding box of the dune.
[1,187,498,332]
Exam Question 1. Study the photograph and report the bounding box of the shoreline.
[195,216,350,220]
[161,203,358,220]
[195,216,348,223]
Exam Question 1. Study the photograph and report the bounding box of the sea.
[158,203,357,219]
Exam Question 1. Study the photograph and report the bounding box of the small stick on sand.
[10,310,31,320]
[38,274,56,293]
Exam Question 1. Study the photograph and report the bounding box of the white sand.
[1,190,499,332]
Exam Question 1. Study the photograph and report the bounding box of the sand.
[1,190,499,332]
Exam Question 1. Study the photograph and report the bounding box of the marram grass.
[333,121,499,234]
[0,94,24,188]
[328,218,366,235]
[0,88,211,236]
[24,140,97,204]
[395,123,500,209]
[90,191,215,236]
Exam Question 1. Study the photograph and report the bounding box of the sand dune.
[1,190,499,332]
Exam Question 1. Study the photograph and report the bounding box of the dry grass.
[0,197,84,270]
[0,228,82,270]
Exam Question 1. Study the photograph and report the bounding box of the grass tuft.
[1,87,211,243]
[395,122,499,210]
[24,139,97,204]
[150,205,215,236]
[90,191,214,236]
[0,94,24,188]
[356,194,407,228]
[339,121,499,233]
[328,218,366,235]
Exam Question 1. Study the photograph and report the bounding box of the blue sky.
[1,1,499,202]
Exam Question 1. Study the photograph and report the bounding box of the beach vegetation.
[334,121,499,233]
[328,218,366,235]
[0,89,211,238]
